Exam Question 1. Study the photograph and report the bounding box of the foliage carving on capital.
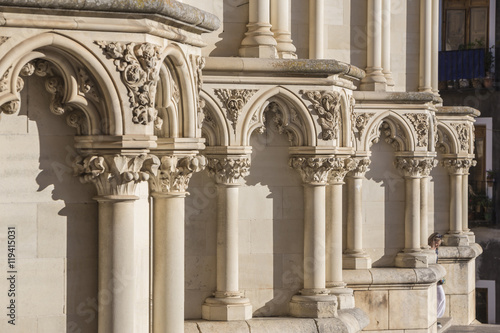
[395,157,437,178]
[301,90,341,141]
[73,154,155,196]
[289,156,333,184]
[441,158,476,175]
[450,123,470,151]
[96,41,163,129]
[328,157,357,183]
[206,156,251,184]
[348,157,371,177]
[148,155,207,193]
[214,88,257,132]
[405,113,429,147]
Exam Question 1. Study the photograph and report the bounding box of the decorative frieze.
[441,158,476,175]
[148,155,207,193]
[289,156,334,184]
[301,90,342,141]
[405,113,429,147]
[206,156,251,184]
[450,123,470,151]
[96,41,162,129]
[395,157,437,178]
[214,88,257,132]
[73,154,157,196]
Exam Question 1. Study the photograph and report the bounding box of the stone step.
[438,317,453,333]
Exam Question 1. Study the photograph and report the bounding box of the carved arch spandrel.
[240,86,317,147]
[199,89,231,146]
[436,123,459,155]
[0,32,124,135]
[361,111,416,152]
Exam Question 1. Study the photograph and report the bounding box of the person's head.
[428,232,443,248]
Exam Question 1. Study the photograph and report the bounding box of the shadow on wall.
[349,0,367,69]
[24,74,99,332]
[210,0,248,57]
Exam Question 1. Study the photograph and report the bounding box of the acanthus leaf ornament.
[395,157,437,178]
[289,156,332,184]
[405,113,429,147]
[214,88,257,132]
[301,90,342,141]
[349,157,371,177]
[148,155,207,193]
[450,123,470,151]
[206,156,251,184]
[328,157,357,183]
[96,41,162,129]
[441,158,477,175]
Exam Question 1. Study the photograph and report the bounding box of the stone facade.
[0,1,482,332]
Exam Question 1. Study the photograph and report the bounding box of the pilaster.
[344,157,372,270]
[288,156,338,318]
[202,154,253,321]
[148,154,206,333]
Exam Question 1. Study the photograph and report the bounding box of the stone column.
[344,158,372,269]
[442,159,470,246]
[420,158,438,262]
[309,0,324,59]
[394,157,429,268]
[239,0,278,58]
[431,0,439,93]
[382,0,395,89]
[419,0,432,92]
[202,156,252,320]
[148,155,206,333]
[289,157,338,318]
[271,0,297,59]
[462,159,476,243]
[326,157,356,309]
[361,0,387,91]
[73,154,156,333]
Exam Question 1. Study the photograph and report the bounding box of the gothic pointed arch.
[0,32,123,135]
[436,123,460,155]
[241,86,317,147]
[199,89,231,146]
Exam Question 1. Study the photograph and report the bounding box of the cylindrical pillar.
[239,0,278,58]
[326,182,343,286]
[405,177,422,252]
[462,172,470,233]
[420,176,429,249]
[97,196,139,333]
[382,0,394,88]
[431,0,439,93]
[309,0,324,59]
[152,192,186,333]
[419,0,432,92]
[271,0,297,58]
[449,173,463,234]
[304,184,327,290]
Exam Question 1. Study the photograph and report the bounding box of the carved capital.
[96,41,162,129]
[441,158,476,175]
[395,157,437,178]
[348,157,371,178]
[73,154,156,196]
[328,157,357,183]
[214,88,257,132]
[206,156,251,184]
[301,90,341,141]
[405,113,429,147]
[289,156,333,185]
[147,155,207,193]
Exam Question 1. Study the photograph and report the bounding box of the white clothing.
[437,284,446,318]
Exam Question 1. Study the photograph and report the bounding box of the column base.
[464,231,475,244]
[202,297,252,321]
[329,287,355,309]
[360,69,387,91]
[422,249,438,265]
[239,45,278,58]
[289,294,338,318]
[343,253,372,269]
[395,252,428,268]
[443,233,469,246]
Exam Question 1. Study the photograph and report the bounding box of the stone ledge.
[438,243,483,261]
[185,308,369,333]
[343,265,447,288]
[353,91,442,104]
[436,106,481,117]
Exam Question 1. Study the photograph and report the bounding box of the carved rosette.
[289,156,333,184]
[96,41,162,129]
[301,90,342,141]
[73,154,157,196]
[395,157,437,178]
[441,158,477,175]
[348,157,371,178]
[206,156,251,184]
[450,123,470,151]
[214,88,257,132]
[328,157,357,183]
[354,113,375,137]
[147,155,207,193]
[405,113,429,147]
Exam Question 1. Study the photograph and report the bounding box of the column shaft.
[271,0,297,58]
[449,174,463,233]
[420,176,429,248]
[419,0,432,92]
[462,172,469,233]
[153,193,186,333]
[382,0,394,88]
[309,0,324,59]
[431,0,439,93]
[304,184,326,290]
[405,177,421,251]
[97,196,139,333]
[326,183,343,285]
[239,0,277,58]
